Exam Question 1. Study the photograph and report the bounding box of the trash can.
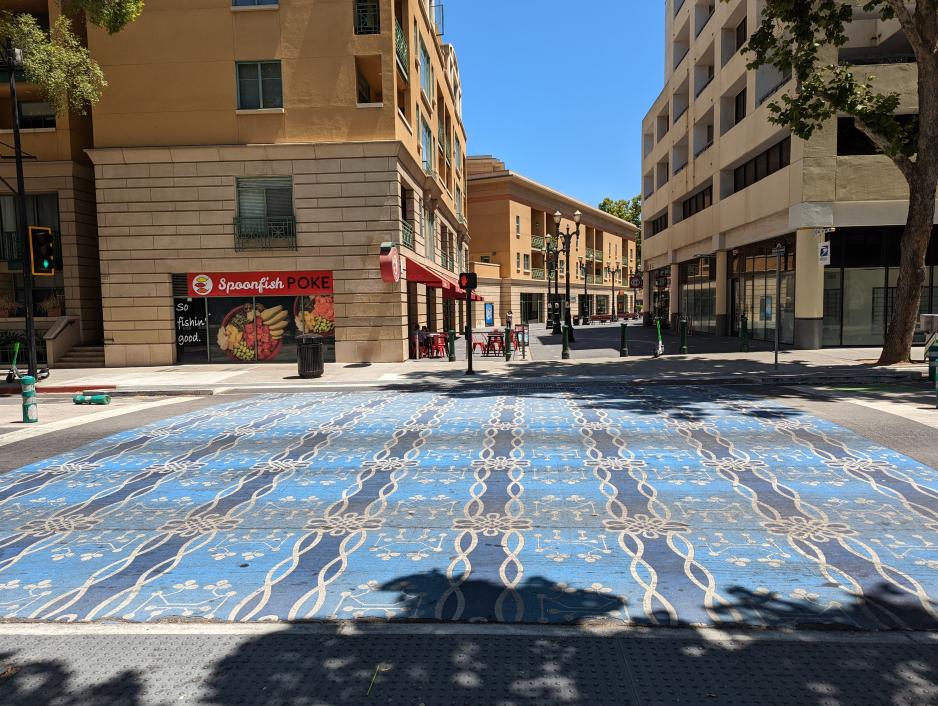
[296,334,325,379]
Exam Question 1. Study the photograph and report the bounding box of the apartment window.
[735,17,747,53]
[14,101,55,130]
[419,37,433,99]
[353,0,380,35]
[523,254,531,272]
[419,115,433,170]
[236,61,282,110]
[516,253,521,272]
[734,88,747,126]
[682,184,713,220]
[454,137,462,170]
[650,212,669,236]
[515,215,521,236]
[355,56,383,104]
[0,193,60,266]
[733,137,791,193]
[233,0,278,5]
[235,177,295,250]
[455,185,463,217]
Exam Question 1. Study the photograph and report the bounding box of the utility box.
[924,316,938,383]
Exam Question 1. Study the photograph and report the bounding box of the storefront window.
[520,293,543,323]
[842,268,885,345]
[822,269,842,346]
[175,271,335,364]
[729,237,795,344]
[679,256,717,335]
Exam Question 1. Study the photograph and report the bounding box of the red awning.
[405,258,449,289]
[406,257,483,300]
[444,287,484,302]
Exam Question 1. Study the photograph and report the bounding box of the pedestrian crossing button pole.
[459,272,478,375]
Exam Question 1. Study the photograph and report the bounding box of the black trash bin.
[296,334,325,379]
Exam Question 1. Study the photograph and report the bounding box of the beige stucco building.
[0,0,103,367]
[642,0,938,348]
[82,0,469,366]
[467,156,638,327]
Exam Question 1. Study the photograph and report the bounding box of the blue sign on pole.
[484,303,495,327]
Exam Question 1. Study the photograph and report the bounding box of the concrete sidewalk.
[6,343,928,395]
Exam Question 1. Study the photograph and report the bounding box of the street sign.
[629,274,643,290]
[819,241,831,266]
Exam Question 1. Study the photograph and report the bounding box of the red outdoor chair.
[431,335,447,358]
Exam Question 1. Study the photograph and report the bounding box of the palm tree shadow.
[0,652,143,706]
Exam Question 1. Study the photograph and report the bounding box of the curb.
[22,370,919,397]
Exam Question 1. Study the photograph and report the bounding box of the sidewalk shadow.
[198,575,938,705]
[0,654,143,706]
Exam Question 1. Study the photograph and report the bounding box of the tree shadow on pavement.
[0,654,143,706]
[198,573,938,706]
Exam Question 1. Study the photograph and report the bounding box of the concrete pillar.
[670,263,680,330]
[794,227,824,349]
[715,250,728,336]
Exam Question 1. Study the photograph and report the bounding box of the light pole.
[3,39,37,379]
[553,210,580,342]
[541,233,557,331]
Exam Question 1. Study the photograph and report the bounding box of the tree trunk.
[877,56,938,366]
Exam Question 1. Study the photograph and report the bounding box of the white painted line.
[0,397,197,448]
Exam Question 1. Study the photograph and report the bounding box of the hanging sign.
[379,242,402,283]
[819,242,831,266]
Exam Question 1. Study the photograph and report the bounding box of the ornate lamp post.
[541,233,557,330]
[552,210,580,340]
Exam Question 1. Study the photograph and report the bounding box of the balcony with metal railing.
[586,248,596,261]
[395,17,409,78]
[401,220,415,249]
[234,217,297,251]
[531,234,545,251]
[531,268,546,281]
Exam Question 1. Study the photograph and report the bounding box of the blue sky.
[444,1,665,207]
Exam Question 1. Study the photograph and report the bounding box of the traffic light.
[29,227,55,276]
[459,272,477,290]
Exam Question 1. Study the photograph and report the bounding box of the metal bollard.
[448,330,456,363]
[680,316,688,354]
[504,326,512,361]
[740,314,750,353]
[20,375,37,424]
[562,325,571,360]
[620,322,629,358]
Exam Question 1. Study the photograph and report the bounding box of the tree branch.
[881,0,931,61]
[854,115,917,181]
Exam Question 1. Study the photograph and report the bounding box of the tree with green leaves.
[0,0,144,115]
[599,195,642,264]
[742,0,937,365]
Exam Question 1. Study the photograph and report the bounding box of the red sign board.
[379,243,401,283]
[187,271,334,298]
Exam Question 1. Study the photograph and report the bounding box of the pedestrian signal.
[459,272,477,290]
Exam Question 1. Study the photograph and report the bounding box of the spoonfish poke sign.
[187,271,334,298]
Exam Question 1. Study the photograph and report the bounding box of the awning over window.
[405,257,483,301]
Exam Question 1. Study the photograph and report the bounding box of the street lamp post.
[541,233,560,332]
[3,39,37,379]
[553,210,580,342]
